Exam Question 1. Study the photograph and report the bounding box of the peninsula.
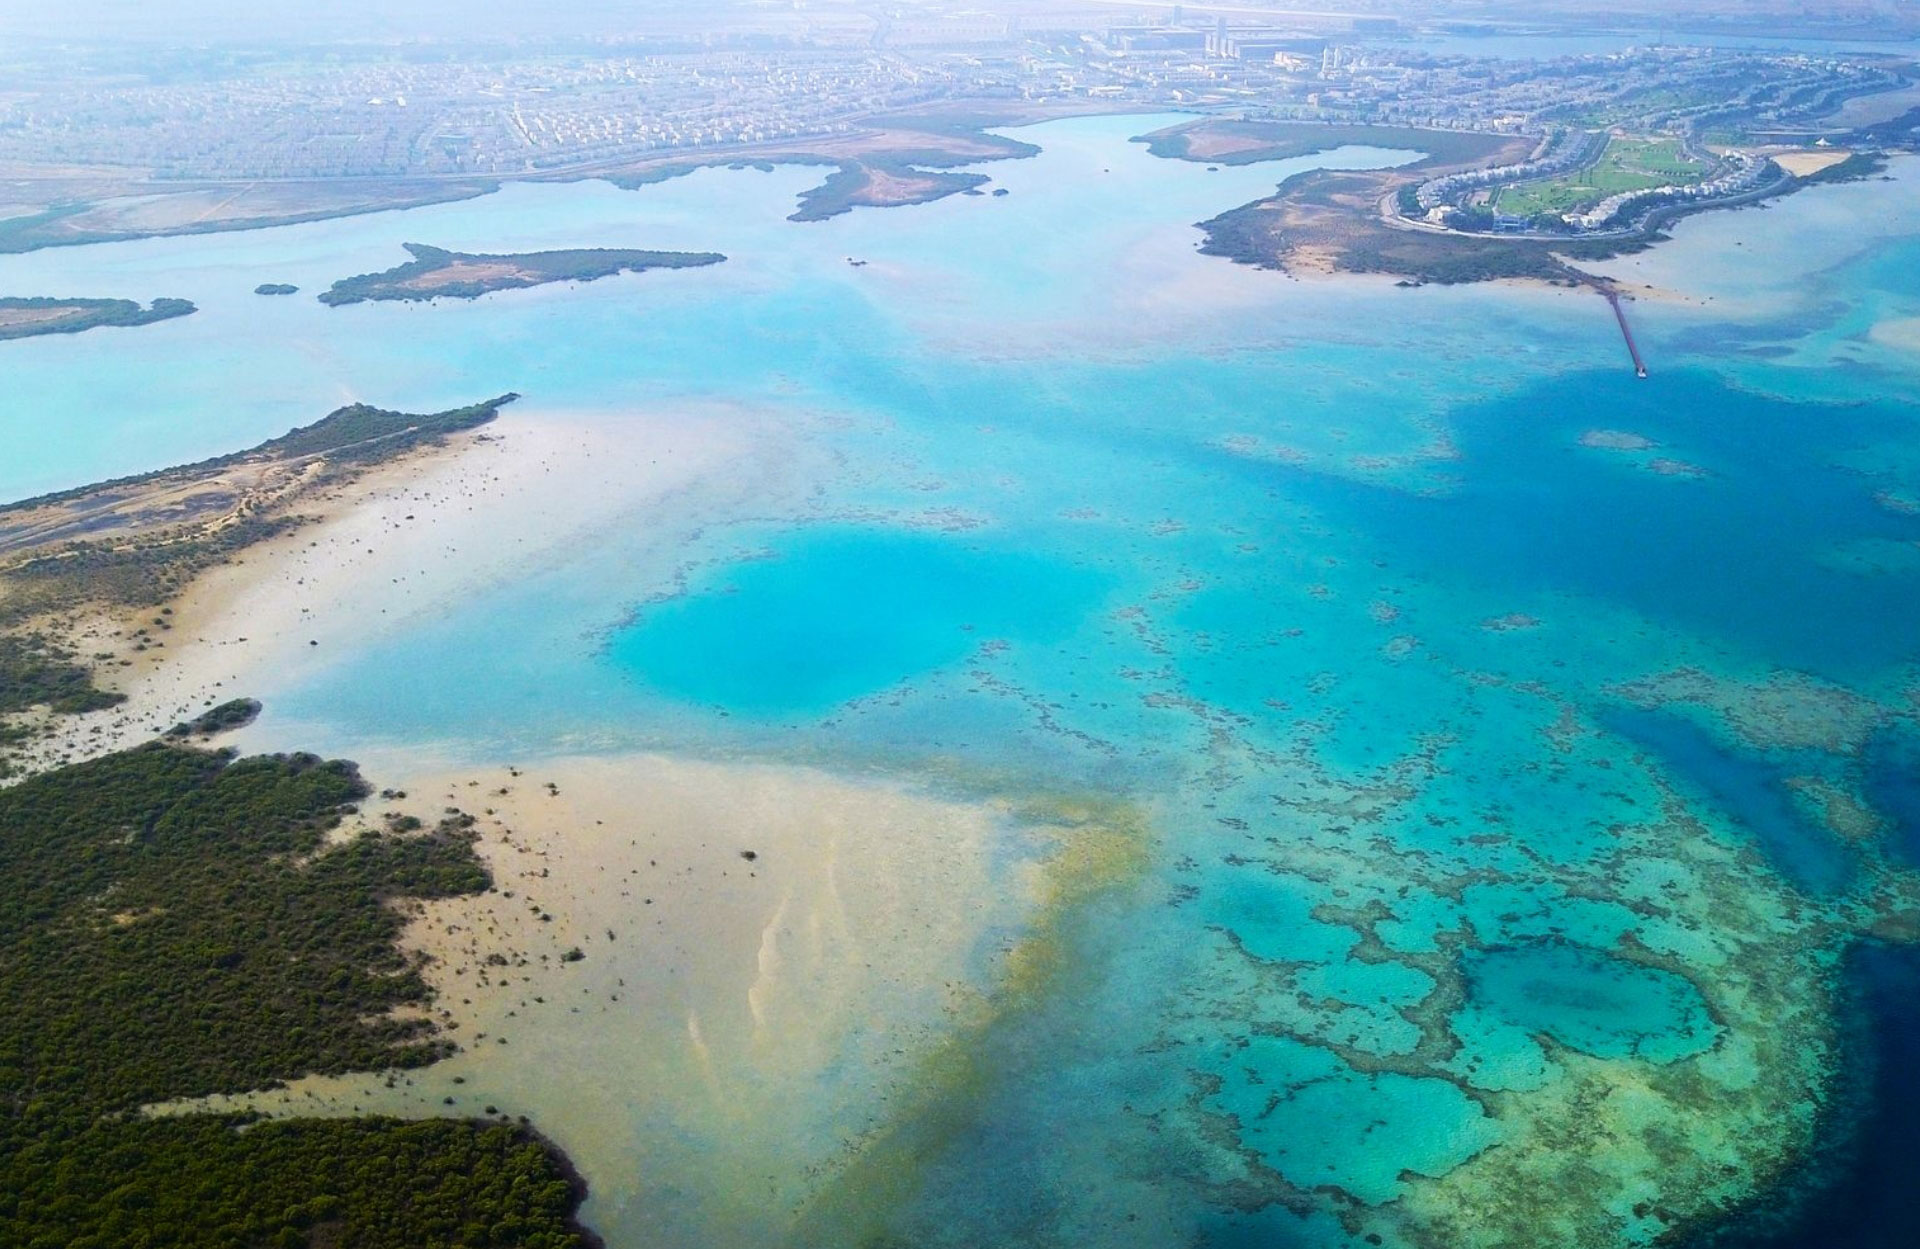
[1148,114,1893,287]
[0,296,195,341]
[1143,119,1639,285]
[0,392,519,759]
[318,243,725,306]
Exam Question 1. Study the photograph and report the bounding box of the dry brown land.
[0,178,500,252]
[1770,148,1855,177]
[852,167,954,206]
[393,260,541,292]
[1173,129,1287,160]
[0,305,83,331]
[0,455,321,560]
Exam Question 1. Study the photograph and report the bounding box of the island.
[0,296,196,341]
[318,242,726,306]
[253,282,299,295]
[789,160,990,222]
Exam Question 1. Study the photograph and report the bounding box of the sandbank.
[1869,316,1920,354]
[64,388,1064,1247]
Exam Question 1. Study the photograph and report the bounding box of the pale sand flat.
[164,748,1044,1249]
[21,400,810,768]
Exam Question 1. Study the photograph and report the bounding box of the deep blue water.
[1599,706,1857,895]
[1705,942,1920,1249]
[1275,367,1920,681]
[1862,727,1920,869]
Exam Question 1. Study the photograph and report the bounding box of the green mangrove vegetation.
[243,393,519,463]
[0,633,126,775]
[0,634,125,718]
[0,296,196,341]
[0,740,596,1248]
[318,243,725,305]
[254,283,300,296]
[167,697,262,738]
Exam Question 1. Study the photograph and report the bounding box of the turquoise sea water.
[607,528,1106,715]
[5,117,1920,1248]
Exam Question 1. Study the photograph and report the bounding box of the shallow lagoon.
[6,117,1920,1248]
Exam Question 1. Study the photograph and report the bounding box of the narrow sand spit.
[23,402,788,767]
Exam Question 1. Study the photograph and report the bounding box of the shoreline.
[0,102,1138,255]
[8,399,777,772]
[6,386,1067,1247]
[0,374,1084,1249]
[160,745,1064,1249]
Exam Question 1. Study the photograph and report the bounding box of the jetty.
[1604,288,1650,378]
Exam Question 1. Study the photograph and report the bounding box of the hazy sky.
[1,0,1912,46]
[0,0,782,43]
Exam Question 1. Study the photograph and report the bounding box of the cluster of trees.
[0,634,124,717]
[3,1114,589,1249]
[0,740,596,1247]
[0,634,124,776]
[249,394,519,464]
[1339,235,1585,285]
[167,697,263,738]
